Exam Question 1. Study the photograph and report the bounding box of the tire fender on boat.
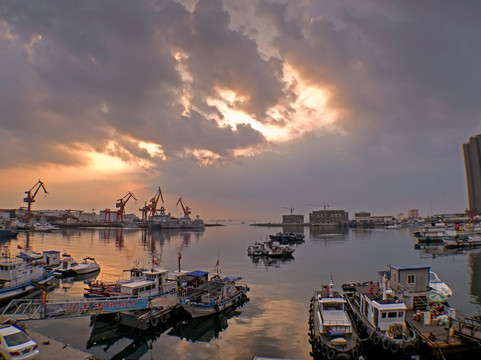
[214,304,220,312]
[402,342,416,356]
[160,313,168,324]
[390,341,400,353]
[327,349,336,360]
[334,352,350,360]
[372,332,381,345]
[382,337,390,350]
[321,344,329,356]
[150,317,159,327]
[350,346,360,359]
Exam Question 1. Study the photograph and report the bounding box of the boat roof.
[43,250,60,254]
[143,268,168,275]
[187,270,208,277]
[390,265,431,271]
[121,280,155,289]
[223,276,241,282]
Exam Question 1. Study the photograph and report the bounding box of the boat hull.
[0,271,55,305]
[308,290,361,360]
[343,291,419,358]
[181,288,248,318]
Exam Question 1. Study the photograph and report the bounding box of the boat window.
[388,312,398,318]
[398,312,403,317]
[381,312,386,318]
[407,274,415,284]
[322,303,343,311]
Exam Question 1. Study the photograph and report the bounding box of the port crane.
[116,192,137,222]
[23,180,48,219]
[139,187,165,221]
[176,197,191,218]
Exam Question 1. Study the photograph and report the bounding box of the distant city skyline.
[1,1,479,221]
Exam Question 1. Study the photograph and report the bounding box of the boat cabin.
[120,268,170,295]
[42,251,60,267]
[178,270,209,288]
[316,288,352,336]
[356,284,407,332]
[380,265,431,310]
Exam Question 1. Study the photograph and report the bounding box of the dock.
[407,310,481,358]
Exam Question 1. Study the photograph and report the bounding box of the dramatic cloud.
[0,0,479,218]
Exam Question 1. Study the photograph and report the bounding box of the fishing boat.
[264,241,295,257]
[308,281,362,360]
[180,275,249,318]
[0,248,55,304]
[443,235,481,249]
[247,243,267,256]
[342,268,421,358]
[32,222,60,231]
[54,254,100,277]
[429,271,453,297]
[84,264,176,298]
[0,226,18,238]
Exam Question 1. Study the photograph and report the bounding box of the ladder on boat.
[0,296,151,323]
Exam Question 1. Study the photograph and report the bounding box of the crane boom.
[23,180,48,218]
[176,197,191,217]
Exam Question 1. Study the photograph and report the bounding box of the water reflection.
[249,255,295,269]
[52,271,101,292]
[308,226,348,240]
[168,296,249,342]
[86,297,248,359]
[415,243,472,258]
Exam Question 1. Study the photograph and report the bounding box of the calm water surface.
[6,223,481,360]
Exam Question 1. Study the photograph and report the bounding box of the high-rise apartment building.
[463,135,481,215]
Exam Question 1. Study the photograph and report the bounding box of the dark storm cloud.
[0,0,279,169]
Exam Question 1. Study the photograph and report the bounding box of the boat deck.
[406,310,481,358]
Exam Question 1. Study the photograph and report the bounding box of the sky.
[1,0,480,221]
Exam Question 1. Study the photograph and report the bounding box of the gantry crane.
[176,197,191,218]
[116,192,137,222]
[139,187,165,221]
[23,180,48,219]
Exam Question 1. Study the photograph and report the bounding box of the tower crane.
[115,191,137,222]
[23,180,48,219]
[176,197,191,218]
[282,206,295,215]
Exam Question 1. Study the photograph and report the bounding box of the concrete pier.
[26,329,96,360]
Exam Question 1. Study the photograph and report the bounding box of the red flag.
[152,259,158,265]
[215,259,219,267]
[178,252,182,261]
[17,245,23,249]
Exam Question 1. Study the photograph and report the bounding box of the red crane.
[23,180,48,219]
[116,192,137,222]
[176,197,191,218]
[139,187,165,221]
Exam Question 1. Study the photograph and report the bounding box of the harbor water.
[5,223,481,360]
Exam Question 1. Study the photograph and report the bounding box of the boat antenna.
[329,274,334,297]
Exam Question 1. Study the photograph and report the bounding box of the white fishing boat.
[342,268,420,357]
[429,271,453,297]
[54,254,100,277]
[32,222,60,231]
[308,281,362,360]
[180,275,249,318]
[0,249,55,304]
[84,264,176,298]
